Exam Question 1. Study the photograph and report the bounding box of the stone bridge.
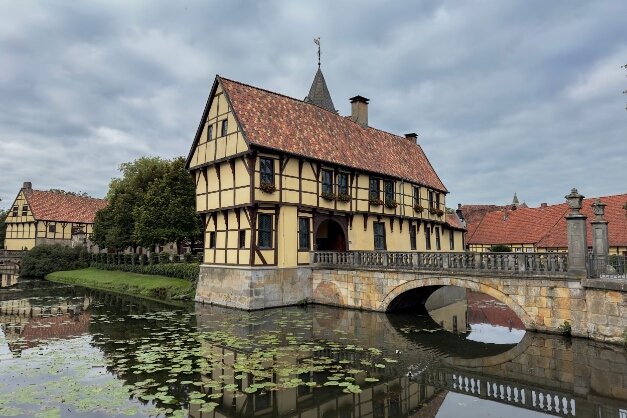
[309,250,627,344]
[0,250,24,266]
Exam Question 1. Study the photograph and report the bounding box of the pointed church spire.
[304,38,337,113]
[512,193,520,208]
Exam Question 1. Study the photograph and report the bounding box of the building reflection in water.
[0,264,19,288]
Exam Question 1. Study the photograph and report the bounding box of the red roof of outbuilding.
[204,77,448,192]
[25,190,107,224]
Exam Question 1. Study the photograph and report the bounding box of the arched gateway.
[313,215,347,252]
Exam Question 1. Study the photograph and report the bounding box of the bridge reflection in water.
[191,298,627,418]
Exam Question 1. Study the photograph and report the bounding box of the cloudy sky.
[1,0,625,210]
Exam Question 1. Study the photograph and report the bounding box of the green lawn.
[45,267,196,301]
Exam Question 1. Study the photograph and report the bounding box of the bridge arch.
[379,276,534,330]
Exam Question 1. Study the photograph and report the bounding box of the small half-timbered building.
[186,70,465,308]
[3,182,107,251]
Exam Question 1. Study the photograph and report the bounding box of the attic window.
[22,205,28,216]
[12,206,17,217]
[207,124,213,142]
[221,119,228,137]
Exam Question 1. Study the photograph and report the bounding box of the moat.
[1,266,626,417]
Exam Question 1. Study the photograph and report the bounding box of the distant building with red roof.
[3,182,107,251]
[465,193,627,255]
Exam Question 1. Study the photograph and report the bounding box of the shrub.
[130,254,139,265]
[196,253,204,264]
[489,244,512,252]
[140,254,149,265]
[21,244,89,277]
[183,252,194,263]
[89,261,200,282]
[159,252,171,264]
[558,320,572,337]
[125,254,132,265]
[149,252,159,265]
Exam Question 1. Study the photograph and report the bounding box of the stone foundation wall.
[196,265,312,310]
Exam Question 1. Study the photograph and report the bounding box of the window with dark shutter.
[429,191,434,208]
[410,225,416,250]
[12,206,17,217]
[435,227,441,251]
[384,181,395,202]
[425,227,431,250]
[21,205,27,216]
[374,222,386,250]
[239,231,246,249]
[258,214,272,249]
[338,173,348,195]
[369,178,380,199]
[260,158,274,184]
[299,218,310,250]
[221,119,228,136]
[413,187,420,205]
[209,232,216,248]
[449,229,455,250]
[49,224,56,233]
[322,170,333,194]
[207,124,213,141]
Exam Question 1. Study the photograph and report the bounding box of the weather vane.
[314,37,321,68]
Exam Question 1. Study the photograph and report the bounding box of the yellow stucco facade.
[187,79,465,269]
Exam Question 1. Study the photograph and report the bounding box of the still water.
[1,268,627,418]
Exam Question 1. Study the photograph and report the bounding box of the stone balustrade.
[310,251,569,275]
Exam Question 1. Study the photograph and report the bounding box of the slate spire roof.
[303,68,337,113]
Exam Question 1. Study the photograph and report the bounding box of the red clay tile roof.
[537,194,627,249]
[217,77,447,193]
[444,212,465,230]
[467,193,627,248]
[467,204,568,245]
[24,190,107,224]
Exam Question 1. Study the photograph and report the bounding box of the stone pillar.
[590,198,609,275]
[565,188,588,277]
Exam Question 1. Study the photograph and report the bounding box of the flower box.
[337,192,351,202]
[385,199,398,209]
[413,204,424,213]
[259,181,277,193]
[428,207,437,215]
[369,196,384,206]
[321,191,337,201]
[435,208,444,217]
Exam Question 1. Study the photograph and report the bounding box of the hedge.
[21,244,90,277]
[89,262,200,282]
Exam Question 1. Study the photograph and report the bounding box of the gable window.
[298,217,310,250]
[207,124,213,141]
[209,232,216,249]
[338,173,348,195]
[369,178,380,199]
[12,206,18,217]
[322,170,333,194]
[221,119,228,137]
[21,205,28,216]
[425,227,431,250]
[413,187,420,205]
[449,230,455,250]
[258,214,272,249]
[410,225,417,250]
[374,222,386,250]
[49,224,56,234]
[260,158,274,184]
[435,227,441,250]
[239,231,246,249]
[384,181,395,202]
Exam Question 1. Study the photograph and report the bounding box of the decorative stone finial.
[565,188,584,215]
[591,198,607,221]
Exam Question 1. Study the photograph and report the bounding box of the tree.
[133,157,202,253]
[91,157,169,252]
[0,208,8,249]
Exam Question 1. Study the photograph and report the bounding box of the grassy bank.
[45,267,196,301]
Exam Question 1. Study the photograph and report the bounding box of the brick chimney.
[405,133,418,144]
[22,182,33,194]
[350,96,369,127]
[540,203,547,209]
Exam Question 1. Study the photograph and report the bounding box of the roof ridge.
[32,189,106,201]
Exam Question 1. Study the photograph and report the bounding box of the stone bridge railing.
[310,251,569,275]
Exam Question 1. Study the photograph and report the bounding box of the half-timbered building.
[186,70,465,308]
[3,182,107,251]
